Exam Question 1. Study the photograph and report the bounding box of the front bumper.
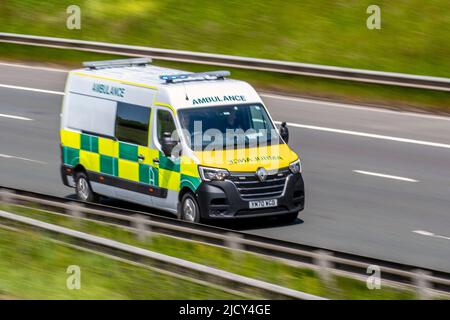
[196,172,304,219]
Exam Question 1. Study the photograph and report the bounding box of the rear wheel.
[75,172,98,202]
[180,192,201,223]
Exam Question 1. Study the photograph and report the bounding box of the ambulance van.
[60,58,304,222]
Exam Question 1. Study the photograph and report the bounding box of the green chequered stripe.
[158,151,180,172]
[119,142,138,162]
[80,133,99,153]
[100,155,119,176]
[139,164,159,186]
[62,146,79,166]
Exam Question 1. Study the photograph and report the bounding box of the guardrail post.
[0,189,15,205]
[225,232,243,260]
[225,232,243,250]
[67,202,84,227]
[315,250,335,291]
[413,269,431,300]
[131,214,148,242]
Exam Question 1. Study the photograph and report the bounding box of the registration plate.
[249,199,278,209]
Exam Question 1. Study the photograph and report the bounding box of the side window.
[157,109,177,144]
[115,103,151,146]
[250,105,268,130]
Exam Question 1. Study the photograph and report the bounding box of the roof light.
[159,70,230,83]
[83,57,152,70]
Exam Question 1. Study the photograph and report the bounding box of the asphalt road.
[0,62,449,272]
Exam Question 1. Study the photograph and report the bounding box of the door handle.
[153,158,160,165]
[138,154,145,161]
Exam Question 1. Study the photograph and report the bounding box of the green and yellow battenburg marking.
[60,129,201,194]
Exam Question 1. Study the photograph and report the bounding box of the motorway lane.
[0,63,449,271]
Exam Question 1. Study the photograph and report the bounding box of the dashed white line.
[274,121,450,150]
[0,153,47,164]
[413,230,450,241]
[0,113,33,121]
[352,170,419,182]
[0,83,63,95]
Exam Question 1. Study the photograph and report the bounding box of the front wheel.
[180,192,201,223]
[75,172,98,202]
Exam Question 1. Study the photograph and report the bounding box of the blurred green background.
[1,0,449,76]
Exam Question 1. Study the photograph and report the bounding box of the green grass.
[1,0,449,77]
[0,226,241,299]
[1,1,449,113]
[0,203,418,300]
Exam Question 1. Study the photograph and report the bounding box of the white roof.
[71,64,263,110]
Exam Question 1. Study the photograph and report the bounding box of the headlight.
[198,166,230,181]
[289,159,302,174]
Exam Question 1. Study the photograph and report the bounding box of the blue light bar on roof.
[159,70,230,83]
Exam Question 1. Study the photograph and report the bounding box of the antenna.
[83,57,152,70]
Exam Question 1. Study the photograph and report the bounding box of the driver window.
[157,109,177,144]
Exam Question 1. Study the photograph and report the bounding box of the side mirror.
[280,122,289,144]
[161,132,178,157]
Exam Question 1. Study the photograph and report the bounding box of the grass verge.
[1,43,449,114]
[1,0,449,77]
[0,225,241,299]
[0,202,417,300]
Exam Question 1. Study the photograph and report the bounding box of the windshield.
[178,103,283,151]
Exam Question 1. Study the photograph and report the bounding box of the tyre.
[180,192,201,223]
[75,171,98,202]
[279,211,298,223]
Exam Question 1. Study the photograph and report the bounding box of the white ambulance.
[60,58,304,222]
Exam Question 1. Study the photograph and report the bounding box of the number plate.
[249,199,278,209]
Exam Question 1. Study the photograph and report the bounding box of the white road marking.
[413,230,450,241]
[0,83,63,95]
[0,61,449,122]
[0,113,33,121]
[0,75,449,150]
[352,170,419,182]
[0,62,450,121]
[274,121,450,150]
[0,153,47,164]
[263,93,450,122]
[0,61,69,72]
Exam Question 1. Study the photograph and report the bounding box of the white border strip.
[353,170,419,182]
[275,121,450,150]
[0,83,63,95]
[0,113,33,121]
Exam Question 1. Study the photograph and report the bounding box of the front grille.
[228,168,289,200]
